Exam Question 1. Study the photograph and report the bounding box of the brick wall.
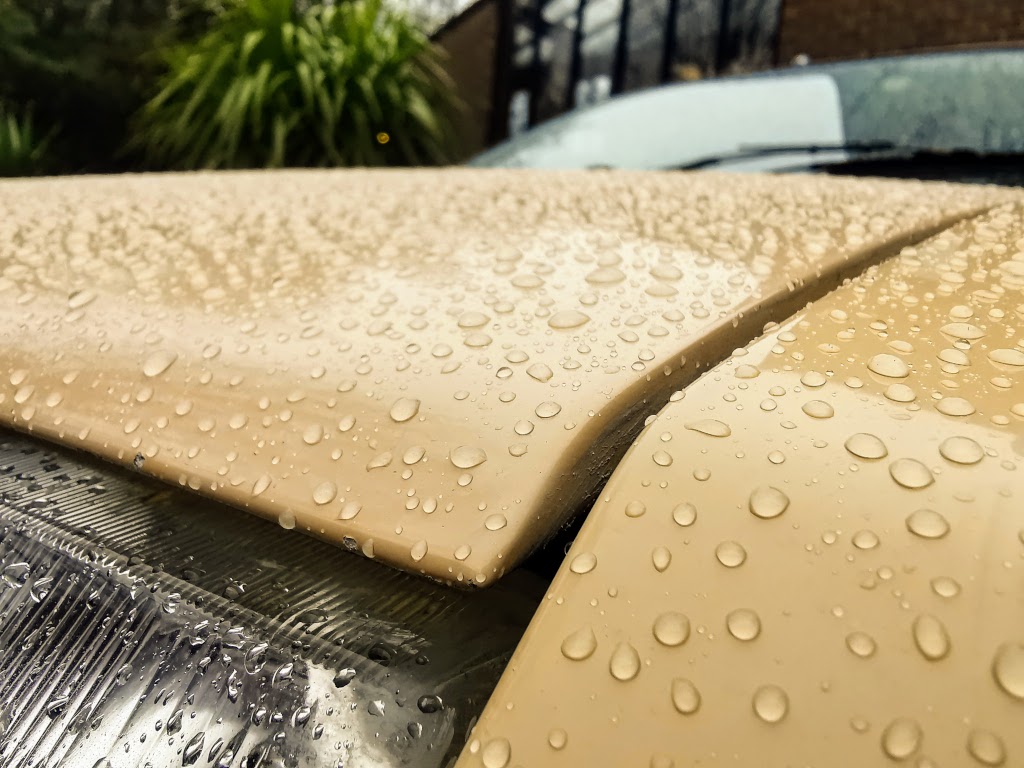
[778,0,1024,64]
[434,0,501,160]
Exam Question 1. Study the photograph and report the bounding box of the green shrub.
[0,0,219,173]
[0,105,52,176]
[134,0,456,169]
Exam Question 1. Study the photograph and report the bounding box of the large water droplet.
[726,609,761,641]
[749,486,789,519]
[652,612,690,647]
[846,631,877,658]
[845,433,888,460]
[481,737,511,768]
[670,679,701,715]
[802,400,834,419]
[548,311,591,330]
[561,626,598,660]
[889,458,934,489]
[450,446,487,469]
[936,397,976,417]
[992,643,1024,700]
[912,614,951,661]
[527,363,553,382]
[868,354,910,378]
[905,508,950,539]
[672,502,697,526]
[881,718,921,760]
[390,397,421,423]
[939,436,984,465]
[685,419,732,437]
[609,642,641,681]
[570,552,597,574]
[312,481,337,505]
[968,729,1007,766]
[716,540,747,567]
[652,546,672,572]
[142,350,178,378]
[752,685,788,723]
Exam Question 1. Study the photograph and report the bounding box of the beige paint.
[458,202,1024,767]
[0,169,1016,585]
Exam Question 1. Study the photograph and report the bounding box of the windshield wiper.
[674,141,899,170]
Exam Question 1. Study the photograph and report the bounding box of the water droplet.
[868,354,911,378]
[802,400,834,419]
[968,729,1007,766]
[939,436,984,465]
[450,445,487,469]
[548,310,590,330]
[749,486,789,519]
[912,614,950,661]
[846,631,877,658]
[527,363,553,382]
[339,501,361,520]
[752,685,788,723]
[535,401,562,418]
[484,513,507,531]
[312,481,337,505]
[941,322,985,341]
[548,728,568,750]
[252,474,272,496]
[570,552,597,574]
[561,626,598,660]
[889,458,934,489]
[905,509,949,539]
[931,576,961,598]
[302,423,324,445]
[653,612,690,646]
[652,546,672,572]
[936,397,976,417]
[410,540,428,562]
[845,433,888,460]
[671,678,701,714]
[735,364,760,379]
[801,371,827,387]
[609,642,641,681]
[672,502,697,526]
[651,450,674,468]
[403,446,426,464]
[625,500,647,518]
[726,609,761,641]
[481,737,511,768]
[142,349,177,377]
[333,668,356,688]
[992,643,1024,700]
[457,311,490,329]
[852,530,880,550]
[989,348,1024,367]
[390,397,421,422]
[685,419,732,437]
[716,540,747,567]
[417,694,444,713]
[881,718,922,760]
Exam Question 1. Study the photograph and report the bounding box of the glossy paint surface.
[0,169,1014,584]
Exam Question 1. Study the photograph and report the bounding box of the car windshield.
[471,49,1024,174]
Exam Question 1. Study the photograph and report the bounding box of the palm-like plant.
[0,105,52,177]
[134,0,456,169]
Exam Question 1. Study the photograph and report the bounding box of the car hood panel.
[0,169,1015,584]
[457,202,1024,766]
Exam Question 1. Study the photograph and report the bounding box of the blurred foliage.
[134,0,456,169]
[0,0,220,172]
[0,104,53,176]
[0,0,454,173]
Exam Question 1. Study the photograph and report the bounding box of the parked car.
[474,49,1024,184]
